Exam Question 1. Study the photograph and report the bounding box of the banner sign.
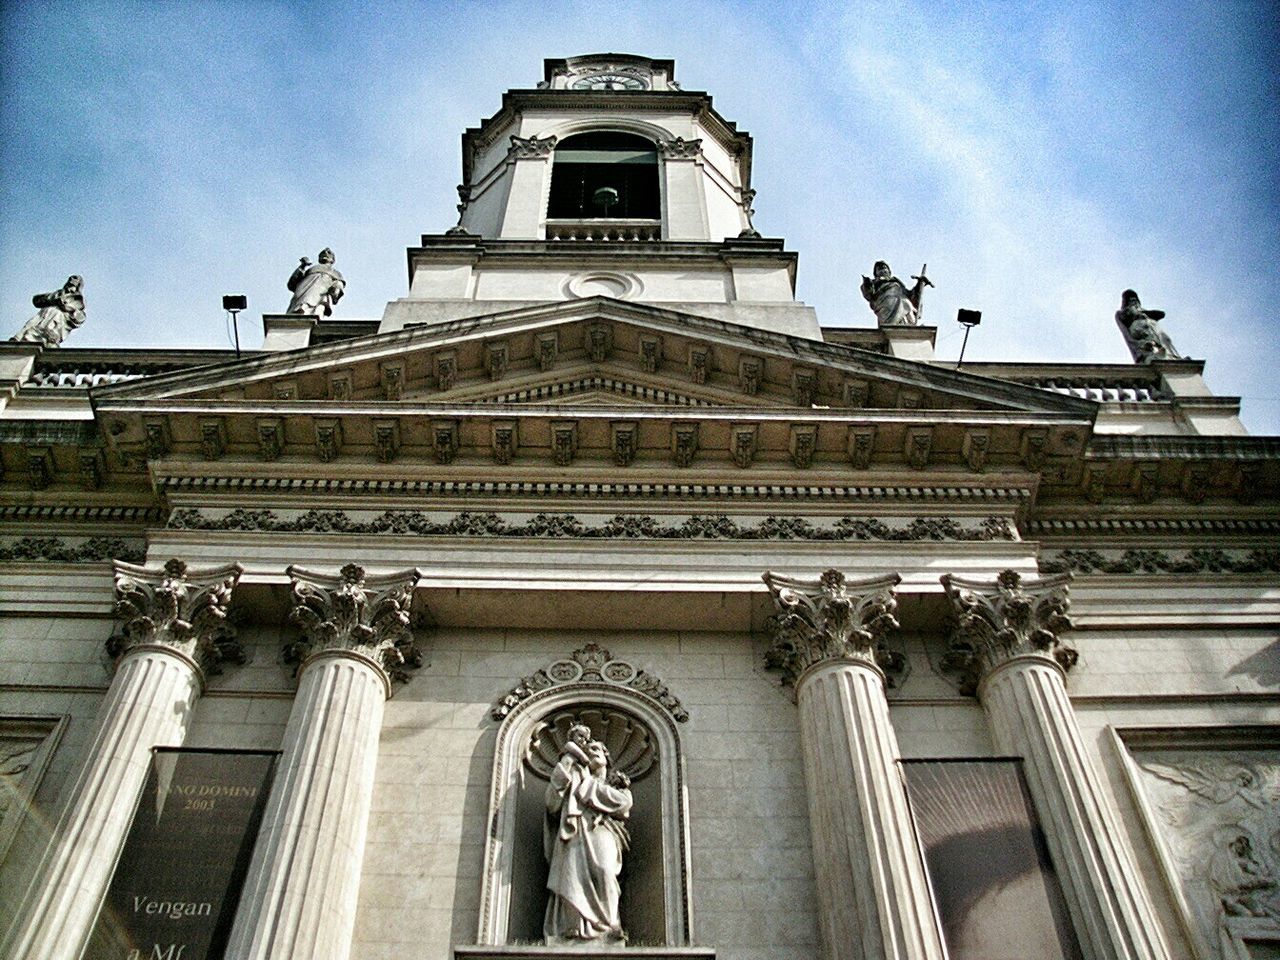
[83,747,278,960]
[902,758,1083,960]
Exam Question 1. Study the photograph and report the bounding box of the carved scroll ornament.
[492,643,688,723]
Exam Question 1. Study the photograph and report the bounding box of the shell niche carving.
[525,707,656,782]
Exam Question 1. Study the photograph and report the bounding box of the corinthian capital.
[109,558,245,672]
[762,570,902,691]
[285,564,423,685]
[940,569,1076,694]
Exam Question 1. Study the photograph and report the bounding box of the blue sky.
[2,0,1278,431]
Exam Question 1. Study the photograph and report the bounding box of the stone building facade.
[0,53,1277,960]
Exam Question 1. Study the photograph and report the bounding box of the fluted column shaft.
[5,558,242,960]
[226,563,421,960]
[796,660,946,960]
[225,650,386,960]
[942,569,1170,960]
[6,647,200,960]
[763,569,945,960]
[980,656,1169,960]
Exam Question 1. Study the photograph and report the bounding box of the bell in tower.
[383,53,822,340]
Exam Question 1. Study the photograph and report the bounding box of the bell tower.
[381,53,821,339]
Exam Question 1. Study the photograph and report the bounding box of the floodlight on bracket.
[955,308,982,367]
[222,294,247,359]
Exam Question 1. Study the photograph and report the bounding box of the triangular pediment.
[93,296,1095,418]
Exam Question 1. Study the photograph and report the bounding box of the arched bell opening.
[547,132,660,221]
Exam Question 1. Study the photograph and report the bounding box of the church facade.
[0,54,1277,960]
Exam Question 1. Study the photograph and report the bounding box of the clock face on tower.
[572,73,647,91]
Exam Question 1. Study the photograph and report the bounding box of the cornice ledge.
[1086,434,1280,460]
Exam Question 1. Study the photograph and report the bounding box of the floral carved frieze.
[168,508,1017,543]
[108,558,245,673]
[492,642,688,723]
[285,563,423,686]
[1131,746,1280,957]
[940,569,1075,695]
[1040,547,1280,576]
[0,536,144,564]
[762,569,903,690]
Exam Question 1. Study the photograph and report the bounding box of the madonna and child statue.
[543,723,633,946]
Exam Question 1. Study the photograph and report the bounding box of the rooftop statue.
[1115,289,1181,363]
[286,248,345,317]
[860,260,931,326]
[543,723,632,946]
[11,275,86,347]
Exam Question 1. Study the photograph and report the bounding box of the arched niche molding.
[477,682,693,947]
[533,117,676,147]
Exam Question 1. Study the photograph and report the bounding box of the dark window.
[548,132,659,220]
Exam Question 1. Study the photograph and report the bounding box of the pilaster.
[941,570,1172,960]
[763,570,944,960]
[226,563,422,960]
[4,559,243,960]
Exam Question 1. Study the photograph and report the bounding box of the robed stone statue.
[286,248,345,317]
[1115,289,1181,363]
[11,276,86,347]
[544,723,632,945]
[861,260,932,326]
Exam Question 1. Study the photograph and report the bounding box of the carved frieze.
[508,134,557,159]
[0,536,145,564]
[435,351,457,392]
[26,447,52,490]
[586,324,611,363]
[199,418,226,461]
[492,642,688,723]
[485,342,508,381]
[433,420,459,464]
[963,429,990,472]
[166,508,1018,543]
[738,357,763,395]
[672,423,698,467]
[790,423,817,469]
[611,421,638,467]
[638,335,660,374]
[536,332,558,372]
[762,569,903,691]
[731,423,757,469]
[108,558,245,673]
[848,426,876,469]
[552,421,578,466]
[257,418,284,462]
[314,419,342,463]
[491,420,517,465]
[285,563,422,686]
[1039,547,1280,576]
[1129,742,1280,958]
[940,569,1076,695]
[657,137,702,159]
[687,346,709,385]
[373,419,400,464]
[380,363,404,401]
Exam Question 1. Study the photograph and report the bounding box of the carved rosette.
[285,563,423,688]
[108,558,245,674]
[492,642,688,723]
[940,569,1076,694]
[762,570,903,691]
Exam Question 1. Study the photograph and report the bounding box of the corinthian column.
[763,570,945,960]
[940,570,1171,960]
[5,558,243,960]
[226,564,421,960]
